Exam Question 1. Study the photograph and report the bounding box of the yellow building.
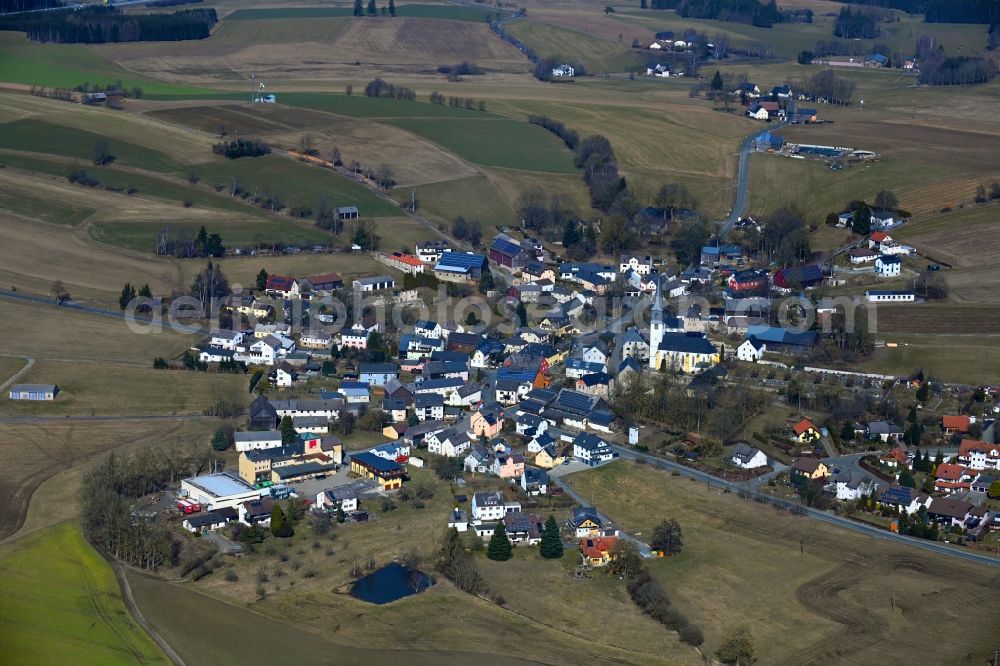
[350,452,405,490]
[533,445,566,469]
[651,333,720,374]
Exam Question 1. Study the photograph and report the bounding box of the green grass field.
[225,4,493,21]
[0,118,184,173]
[858,333,1000,384]
[192,154,402,216]
[0,178,95,226]
[405,174,516,228]
[0,33,216,95]
[506,20,643,73]
[277,92,502,119]
[6,360,247,416]
[0,522,169,665]
[387,118,578,172]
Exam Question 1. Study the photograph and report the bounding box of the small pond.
[350,562,435,604]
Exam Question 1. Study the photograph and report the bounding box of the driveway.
[549,462,653,558]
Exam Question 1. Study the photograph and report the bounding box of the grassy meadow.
[0,522,169,665]
[5,360,247,417]
[505,19,644,73]
[568,460,1000,665]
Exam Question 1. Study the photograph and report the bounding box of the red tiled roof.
[881,447,907,465]
[935,463,965,481]
[941,415,970,432]
[266,275,296,291]
[306,272,343,284]
[390,252,424,267]
[794,418,817,436]
[579,536,617,559]
[870,231,889,242]
[958,438,993,457]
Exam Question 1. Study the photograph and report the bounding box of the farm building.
[433,252,488,282]
[353,276,396,292]
[337,206,359,220]
[9,384,58,400]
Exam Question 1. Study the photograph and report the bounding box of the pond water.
[350,562,435,604]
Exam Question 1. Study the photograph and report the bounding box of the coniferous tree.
[211,429,229,451]
[280,415,297,444]
[487,522,513,561]
[118,283,136,310]
[366,0,376,15]
[353,0,362,16]
[388,0,395,16]
[256,269,269,291]
[539,515,563,559]
[478,267,495,294]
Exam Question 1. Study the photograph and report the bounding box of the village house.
[736,337,766,362]
[298,331,332,350]
[793,418,822,443]
[471,491,521,522]
[521,467,549,495]
[470,402,504,438]
[492,452,526,479]
[941,415,972,435]
[234,430,283,452]
[572,432,615,467]
[934,463,973,494]
[875,255,902,278]
[359,362,398,387]
[425,427,472,457]
[731,443,768,469]
[791,457,829,480]
[571,507,605,538]
[958,439,1000,470]
[926,497,974,527]
[265,275,300,299]
[580,536,618,567]
[415,239,451,264]
[315,487,359,513]
[414,394,445,422]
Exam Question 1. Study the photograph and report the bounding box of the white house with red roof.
[934,463,973,494]
[265,275,300,299]
[958,438,1000,470]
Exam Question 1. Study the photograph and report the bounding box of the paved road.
[720,121,787,238]
[608,444,1000,567]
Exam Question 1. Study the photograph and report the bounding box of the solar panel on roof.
[437,252,487,269]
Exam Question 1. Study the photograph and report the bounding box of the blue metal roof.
[436,252,487,272]
[351,451,404,474]
[490,237,523,257]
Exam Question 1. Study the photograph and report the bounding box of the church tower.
[648,277,664,369]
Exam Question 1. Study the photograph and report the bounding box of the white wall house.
[736,338,765,362]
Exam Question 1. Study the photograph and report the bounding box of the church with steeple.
[647,277,721,374]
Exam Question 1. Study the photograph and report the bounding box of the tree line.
[838,0,1000,24]
[155,225,224,258]
[0,0,59,12]
[643,0,780,28]
[213,138,270,159]
[363,78,416,101]
[81,441,221,571]
[0,7,218,43]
